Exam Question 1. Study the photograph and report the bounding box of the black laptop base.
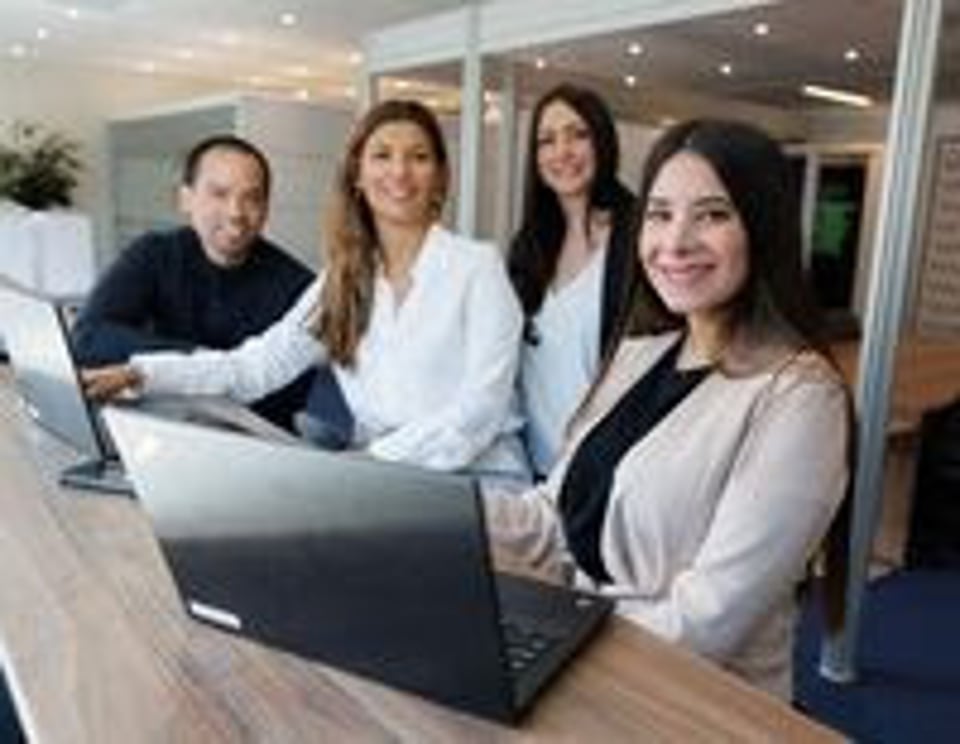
[102,406,614,723]
[495,574,611,718]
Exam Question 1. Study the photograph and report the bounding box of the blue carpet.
[795,570,960,743]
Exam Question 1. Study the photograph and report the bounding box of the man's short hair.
[182,135,272,198]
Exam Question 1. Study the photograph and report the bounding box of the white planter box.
[0,207,95,300]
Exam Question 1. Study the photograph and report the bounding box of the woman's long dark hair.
[508,83,634,319]
[624,119,852,632]
[312,99,449,367]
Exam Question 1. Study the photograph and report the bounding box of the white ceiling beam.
[363,0,777,73]
[478,0,776,55]
[363,8,470,74]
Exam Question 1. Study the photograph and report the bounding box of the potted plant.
[0,121,83,210]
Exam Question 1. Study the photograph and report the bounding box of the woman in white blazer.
[486,119,851,699]
[83,100,528,481]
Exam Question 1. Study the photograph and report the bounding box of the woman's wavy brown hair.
[311,99,449,366]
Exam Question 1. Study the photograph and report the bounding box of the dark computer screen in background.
[810,163,866,311]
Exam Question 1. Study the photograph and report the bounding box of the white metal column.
[820,0,943,683]
[457,3,483,237]
[356,65,376,112]
[494,64,519,249]
[800,150,820,269]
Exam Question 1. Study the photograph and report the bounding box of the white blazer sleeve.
[482,463,572,583]
[130,281,326,401]
[368,247,523,470]
[611,373,849,661]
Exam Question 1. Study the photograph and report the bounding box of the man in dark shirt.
[72,134,315,430]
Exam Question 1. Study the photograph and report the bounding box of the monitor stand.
[59,458,134,497]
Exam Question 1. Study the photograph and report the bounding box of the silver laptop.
[104,405,613,722]
[0,281,296,495]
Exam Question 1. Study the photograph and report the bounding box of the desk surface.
[0,374,840,743]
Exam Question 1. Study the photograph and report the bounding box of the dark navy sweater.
[72,226,315,429]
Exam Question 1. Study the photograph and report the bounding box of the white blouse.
[131,225,529,478]
[520,248,605,475]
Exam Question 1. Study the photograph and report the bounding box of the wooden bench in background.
[830,336,960,566]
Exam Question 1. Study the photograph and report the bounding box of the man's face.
[179,147,269,267]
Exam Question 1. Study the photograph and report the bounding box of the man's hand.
[80,365,143,401]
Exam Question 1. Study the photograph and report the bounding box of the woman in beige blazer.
[487,119,851,700]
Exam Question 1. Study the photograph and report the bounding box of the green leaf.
[0,121,83,210]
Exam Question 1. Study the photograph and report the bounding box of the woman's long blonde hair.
[312,99,449,366]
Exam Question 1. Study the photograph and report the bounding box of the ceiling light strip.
[801,83,873,108]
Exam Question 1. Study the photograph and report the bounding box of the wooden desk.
[0,377,840,743]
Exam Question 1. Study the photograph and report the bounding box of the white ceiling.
[0,0,466,101]
[0,0,957,115]
[519,0,904,108]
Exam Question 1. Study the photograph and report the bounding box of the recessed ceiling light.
[36,28,50,41]
[279,12,297,27]
[9,44,28,58]
[627,42,643,56]
[753,22,770,36]
[534,57,547,70]
[719,63,733,76]
[395,79,411,90]
[65,7,80,20]
[348,51,363,65]
[624,74,637,87]
[294,88,310,101]
[844,47,861,62]
[801,83,873,108]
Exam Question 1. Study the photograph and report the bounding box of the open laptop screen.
[0,282,111,460]
[1,281,298,496]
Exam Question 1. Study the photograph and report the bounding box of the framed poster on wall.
[916,136,960,337]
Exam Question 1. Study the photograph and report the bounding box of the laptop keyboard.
[500,617,563,675]
[495,574,608,685]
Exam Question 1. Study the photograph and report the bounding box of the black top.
[558,340,710,583]
[598,193,639,356]
[72,226,315,429]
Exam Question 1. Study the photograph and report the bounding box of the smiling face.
[355,120,444,232]
[639,150,750,332]
[535,100,597,201]
[179,147,269,267]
